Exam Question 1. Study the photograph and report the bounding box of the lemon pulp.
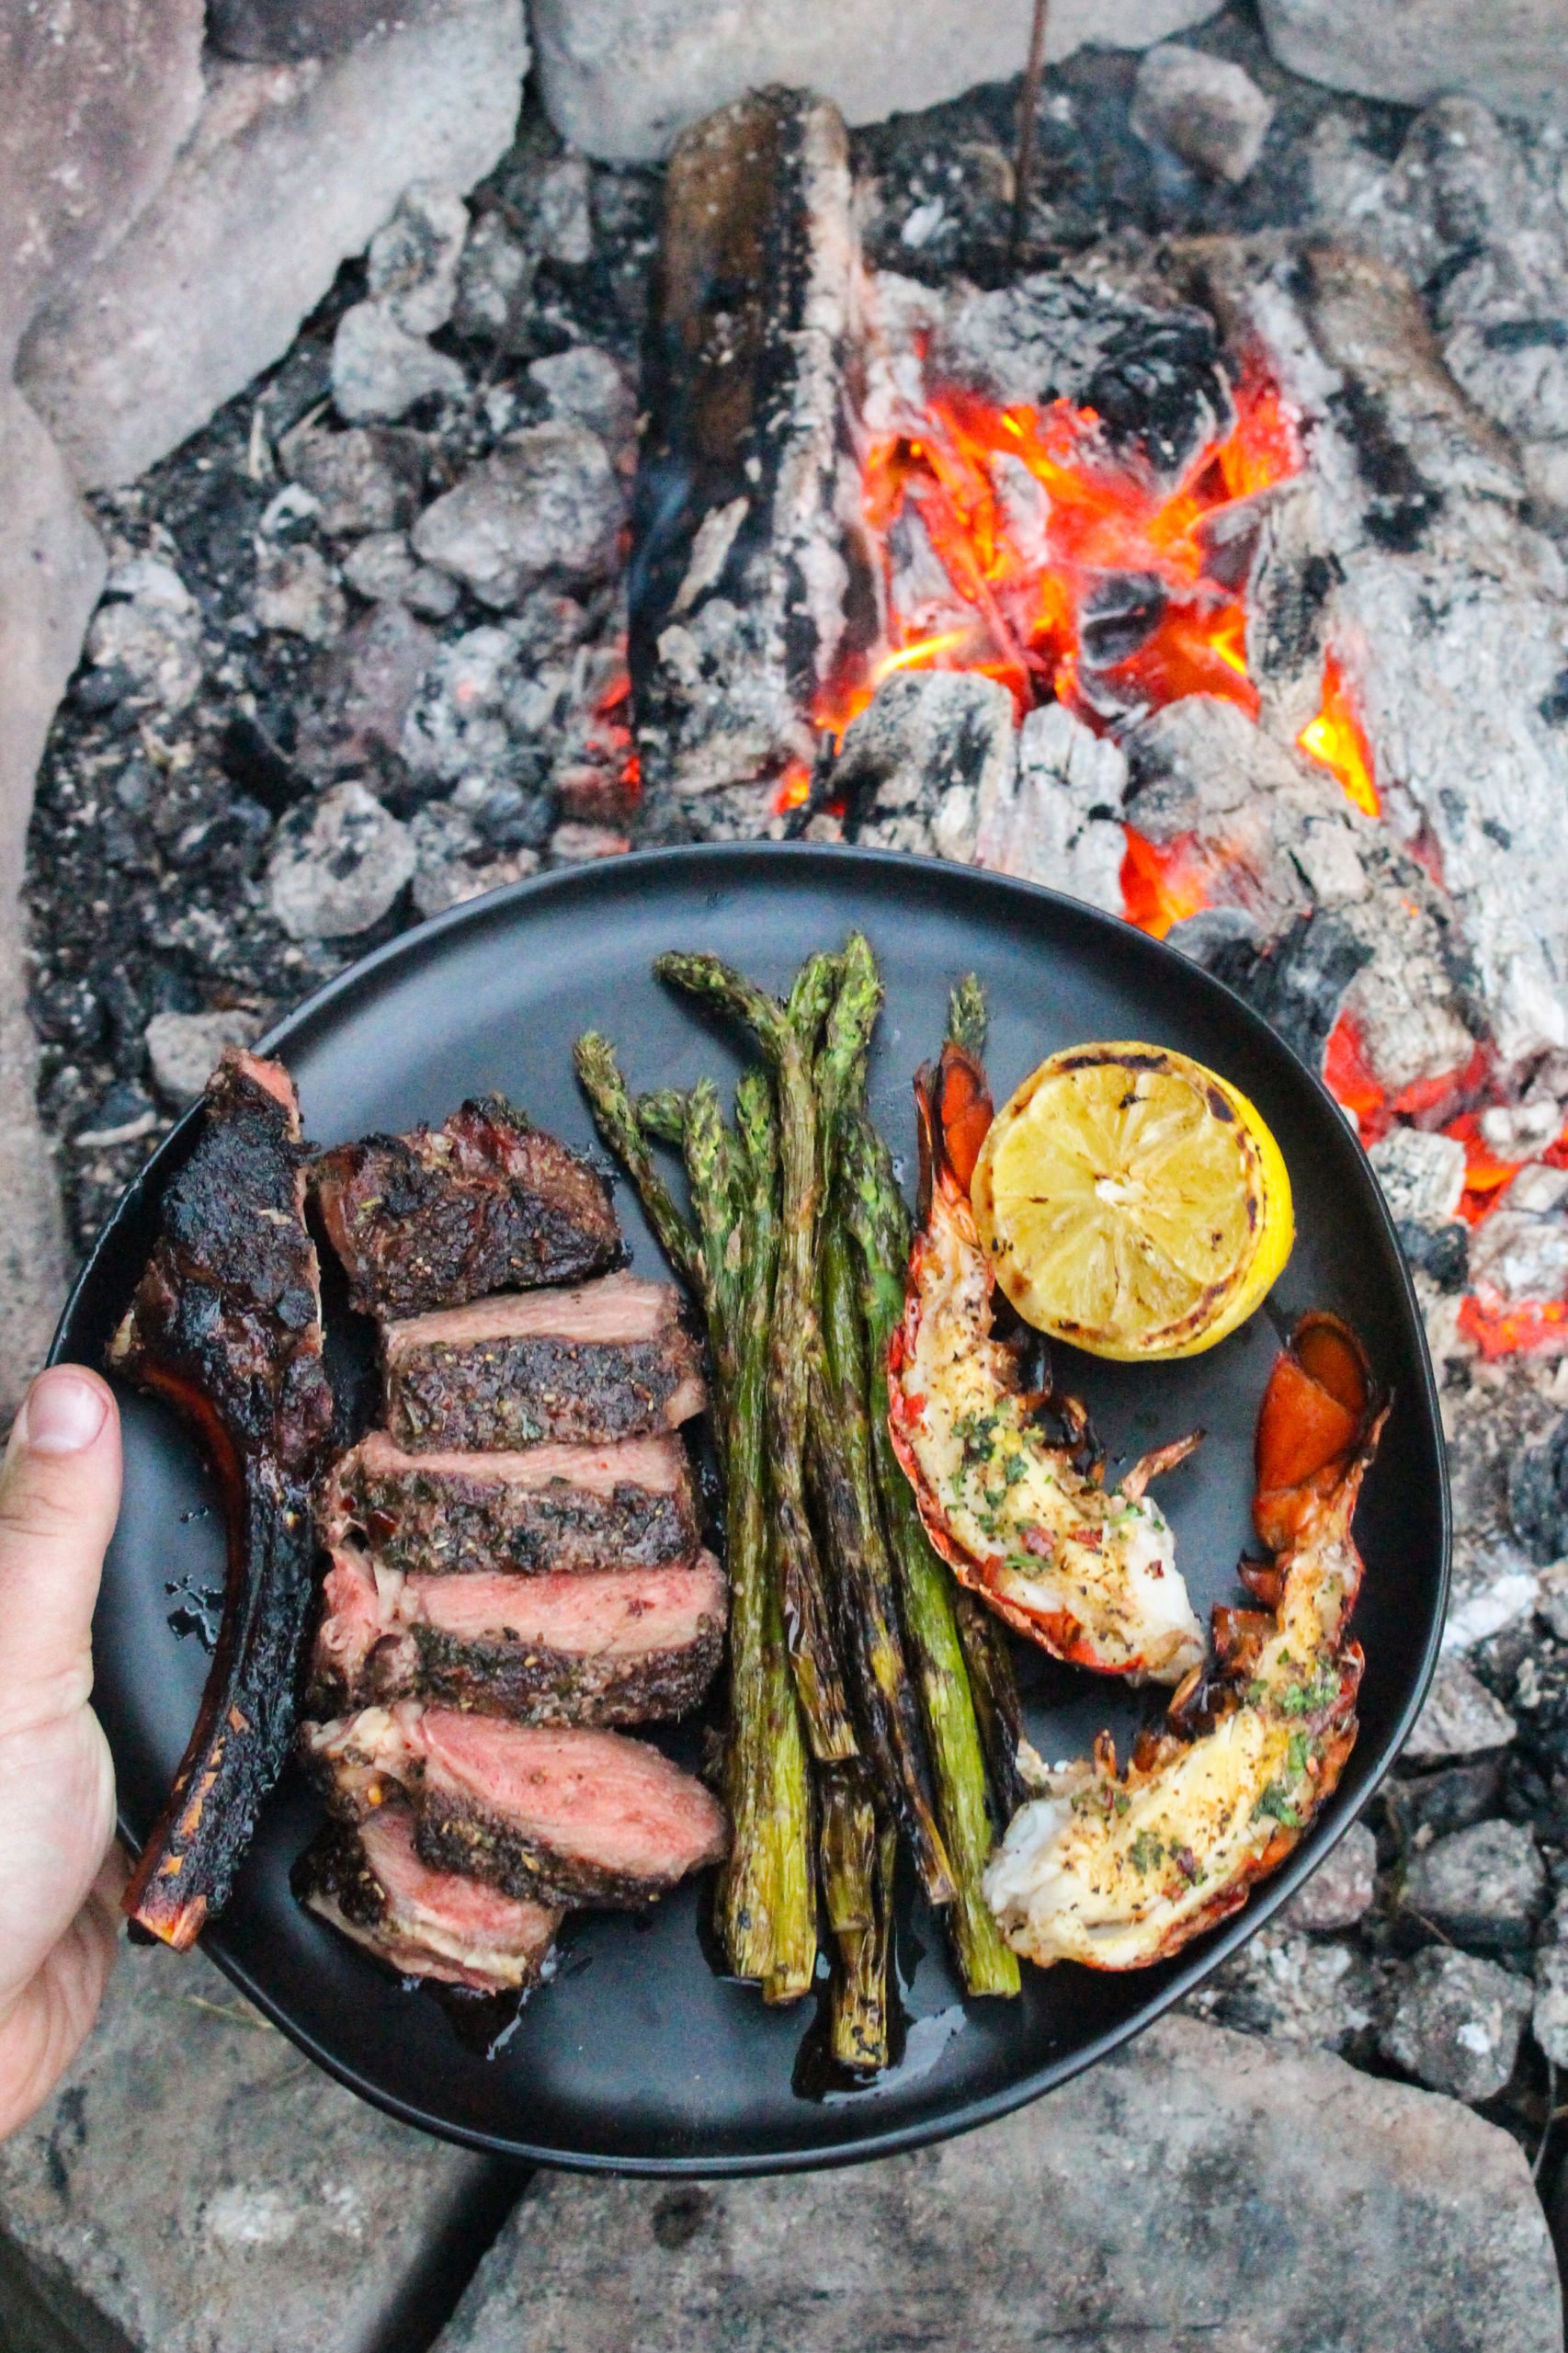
[971,1041,1293,1360]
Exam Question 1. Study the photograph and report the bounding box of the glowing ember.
[1458,1296,1568,1360]
[1297,654,1380,817]
[823,361,1303,744]
[822,343,1567,1360]
[1119,829,1217,941]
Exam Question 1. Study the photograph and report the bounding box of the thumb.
[0,1368,121,1740]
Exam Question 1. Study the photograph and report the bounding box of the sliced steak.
[322,1427,700,1576]
[313,1094,622,1317]
[293,1802,561,1994]
[309,1546,727,1724]
[381,1273,706,1451]
[110,1051,335,1949]
[306,1704,730,1907]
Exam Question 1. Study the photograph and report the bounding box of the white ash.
[340,532,460,618]
[1402,1655,1518,1763]
[1468,1211,1568,1308]
[252,542,346,644]
[1221,238,1568,1073]
[453,210,534,343]
[1441,1550,1542,1655]
[330,301,466,425]
[85,556,203,714]
[1535,1945,1568,2066]
[279,423,426,539]
[926,266,1234,485]
[267,782,415,940]
[409,802,539,918]
[973,700,1126,914]
[365,183,469,338]
[1123,693,1471,1089]
[835,670,1011,862]
[1480,1097,1566,1158]
[526,347,635,453]
[1187,1929,1379,2052]
[1504,1163,1568,1218]
[411,420,625,608]
[144,1009,261,1109]
[1534,1560,1568,1642]
[532,153,594,268]
[1130,43,1275,187]
[1369,1127,1467,1225]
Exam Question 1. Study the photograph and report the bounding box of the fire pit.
[10,0,1568,2329]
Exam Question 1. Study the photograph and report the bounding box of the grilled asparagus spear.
[575,1032,815,1999]
[654,951,858,1766]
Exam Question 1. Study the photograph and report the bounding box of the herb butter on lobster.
[984,1312,1385,1970]
[888,1040,1204,1684]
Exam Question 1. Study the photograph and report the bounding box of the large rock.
[17,0,528,489]
[211,0,451,61]
[0,388,100,1416]
[1258,0,1568,119]
[530,0,1224,164]
[0,1941,504,2353]
[433,2016,1559,2353]
[0,0,205,368]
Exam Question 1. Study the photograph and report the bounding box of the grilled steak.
[381,1273,706,1452]
[309,1545,726,1724]
[313,1094,621,1317]
[109,1051,335,1949]
[307,1704,730,1907]
[294,1802,561,1993]
[323,1427,700,1576]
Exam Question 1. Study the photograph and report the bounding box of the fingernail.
[21,1370,110,1456]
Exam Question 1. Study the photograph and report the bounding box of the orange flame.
[1119,829,1216,940]
[819,361,1302,745]
[1459,1296,1568,1359]
[1298,654,1379,816]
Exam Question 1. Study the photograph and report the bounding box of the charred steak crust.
[415,1789,691,1909]
[111,1051,334,1950]
[324,1447,699,1576]
[311,1616,726,1727]
[385,1328,705,1451]
[312,1095,623,1317]
[290,1814,389,1934]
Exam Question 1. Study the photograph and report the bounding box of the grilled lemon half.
[971,1041,1293,1360]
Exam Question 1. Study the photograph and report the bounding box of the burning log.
[1197,236,1568,1074]
[832,671,1010,860]
[1121,692,1476,1095]
[631,88,877,831]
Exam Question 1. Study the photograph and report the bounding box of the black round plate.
[57,845,1449,2173]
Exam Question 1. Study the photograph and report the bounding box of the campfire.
[628,89,1568,1374]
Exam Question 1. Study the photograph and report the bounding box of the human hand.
[0,1367,123,2139]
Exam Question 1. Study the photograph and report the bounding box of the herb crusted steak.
[313,1094,623,1318]
[309,1545,727,1725]
[381,1274,706,1451]
[294,1802,561,1993]
[111,1051,335,1949]
[307,1704,730,1907]
[322,1428,700,1576]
